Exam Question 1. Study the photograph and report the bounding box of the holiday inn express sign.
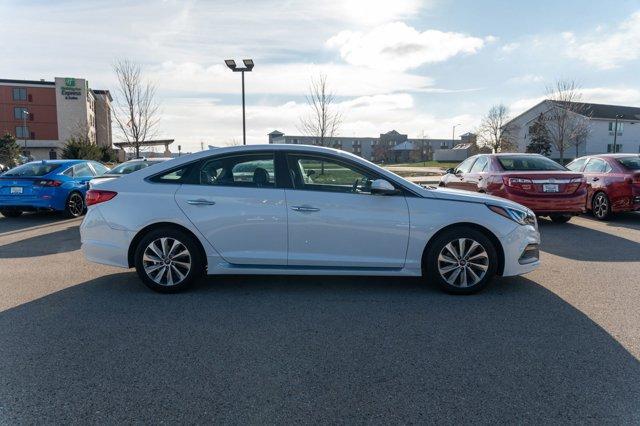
[60,77,81,100]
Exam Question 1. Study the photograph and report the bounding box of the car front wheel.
[134,227,203,293]
[425,227,498,294]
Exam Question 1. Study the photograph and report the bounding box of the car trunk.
[0,177,45,199]
[501,171,584,195]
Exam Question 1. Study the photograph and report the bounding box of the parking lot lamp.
[452,123,461,148]
[612,114,624,153]
[224,59,254,145]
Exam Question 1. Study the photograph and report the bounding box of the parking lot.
[1,212,639,423]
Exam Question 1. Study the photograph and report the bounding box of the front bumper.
[80,207,132,268]
[501,224,541,277]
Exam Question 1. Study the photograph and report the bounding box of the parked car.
[439,153,587,223]
[566,154,640,220]
[89,157,172,187]
[0,164,9,173]
[81,145,540,295]
[0,159,109,218]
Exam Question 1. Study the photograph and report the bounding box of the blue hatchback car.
[0,160,109,218]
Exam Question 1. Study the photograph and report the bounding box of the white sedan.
[80,145,540,294]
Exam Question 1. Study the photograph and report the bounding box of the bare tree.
[299,74,342,147]
[112,59,160,158]
[544,79,590,162]
[478,104,518,153]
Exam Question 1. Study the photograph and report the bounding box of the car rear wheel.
[0,209,23,218]
[592,192,611,221]
[64,192,85,218]
[550,214,572,224]
[134,227,203,293]
[425,227,498,295]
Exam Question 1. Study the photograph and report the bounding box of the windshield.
[2,162,62,177]
[497,156,566,171]
[617,156,640,171]
[108,161,156,175]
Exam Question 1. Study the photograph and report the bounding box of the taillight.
[36,179,62,187]
[566,177,584,193]
[633,174,640,184]
[85,190,117,206]
[503,177,533,190]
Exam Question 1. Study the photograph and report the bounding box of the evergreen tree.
[0,133,22,168]
[62,138,103,161]
[526,113,552,156]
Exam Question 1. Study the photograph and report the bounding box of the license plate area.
[542,184,559,193]
[10,187,23,195]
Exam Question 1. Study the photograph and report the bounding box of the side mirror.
[445,168,456,175]
[371,179,398,195]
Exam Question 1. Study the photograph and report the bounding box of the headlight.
[487,204,536,226]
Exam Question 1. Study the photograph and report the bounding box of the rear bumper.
[0,198,59,212]
[496,191,586,215]
[80,207,132,268]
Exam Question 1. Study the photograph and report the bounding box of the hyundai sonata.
[81,145,540,294]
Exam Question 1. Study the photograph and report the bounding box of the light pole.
[224,59,254,145]
[452,123,461,148]
[21,108,29,156]
[612,114,624,153]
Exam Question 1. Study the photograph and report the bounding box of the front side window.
[497,155,565,171]
[583,158,607,173]
[469,156,488,173]
[73,163,95,178]
[456,157,477,174]
[199,154,275,188]
[566,158,587,172]
[12,87,27,101]
[287,154,377,194]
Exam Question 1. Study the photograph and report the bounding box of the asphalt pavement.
[1,212,639,424]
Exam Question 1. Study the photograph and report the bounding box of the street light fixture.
[224,58,254,145]
[612,114,624,153]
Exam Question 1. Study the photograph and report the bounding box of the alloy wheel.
[67,193,85,217]
[437,238,489,288]
[593,193,608,219]
[142,237,192,286]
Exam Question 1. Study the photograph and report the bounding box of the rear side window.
[73,163,95,177]
[151,166,192,183]
[90,162,109,176]
[2,162,61,177]
[567,158,587,172]
[617,156,640,171]
[497,156,565,171]
[199,154,275,188]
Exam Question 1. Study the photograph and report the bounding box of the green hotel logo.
[64,78,76,87]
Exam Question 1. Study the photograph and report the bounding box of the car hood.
[421,186,532,212]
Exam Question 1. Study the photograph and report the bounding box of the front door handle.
[592,177,599,182]
[187,199,216,206]
[291,205,320,213]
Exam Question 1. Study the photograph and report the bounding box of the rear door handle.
[291,205,320,212]
[187,199,216,206]
[592,177,599,181]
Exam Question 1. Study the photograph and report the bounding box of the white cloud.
[326,22,489,71]
[506,74,544,85]
[501,42,520,53]
[564,12,640,69]
[150,61,434,97]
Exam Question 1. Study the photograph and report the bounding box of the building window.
[16,126,29,138]
[440,141,448,148]
[13,107,29,120]
[607,144,623,153]
[12,87,27,101]
[49,149,58,160]
[608,122,624,134]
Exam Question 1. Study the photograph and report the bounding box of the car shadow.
[581,211,640,231]
[1,273,639,423]
[0,226,80,258]
[0,211,76,235]
[538,217,640,262]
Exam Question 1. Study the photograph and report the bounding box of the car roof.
[124,157,173,162]
[24,159,86,165]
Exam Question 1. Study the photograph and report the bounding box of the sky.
[2,0,640,151]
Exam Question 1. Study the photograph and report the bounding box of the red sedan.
[566,154,640,220]
[439,153,587,223]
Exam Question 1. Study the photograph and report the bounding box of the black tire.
[134,227,204,293]
[0,209,23,218]
[63,191,85,218]
[425,226,498,295]
[591,192,611,221]
[549,214,572,224]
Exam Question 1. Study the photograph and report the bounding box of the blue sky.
[2,0,640,150]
